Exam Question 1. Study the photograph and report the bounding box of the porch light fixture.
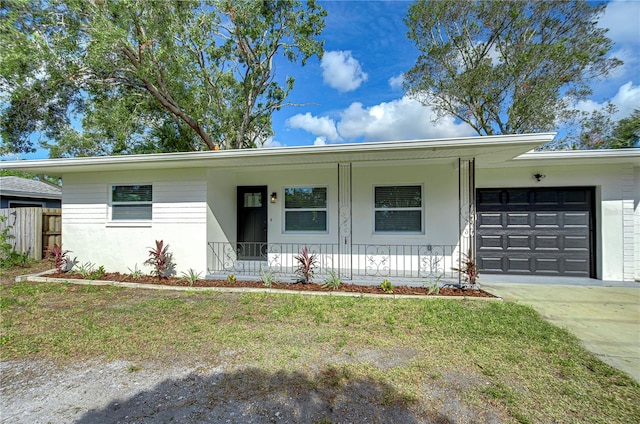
[270,192,278,203]
[533,173,546,182]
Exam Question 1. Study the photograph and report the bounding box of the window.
[374,185,422,233]
[284,187,327,232]
[111,185,152,220]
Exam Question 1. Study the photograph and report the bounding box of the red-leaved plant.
[294,246,318,283]
[144,240,173,280]
[46,244,71,273]
[452,249,479,289]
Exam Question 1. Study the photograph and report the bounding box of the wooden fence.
[0,207,62,260]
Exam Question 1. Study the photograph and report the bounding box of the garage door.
[476,187,594,277]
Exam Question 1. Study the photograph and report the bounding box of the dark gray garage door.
[476,187,594,277]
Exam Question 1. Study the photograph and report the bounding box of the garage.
[476,187,595,277]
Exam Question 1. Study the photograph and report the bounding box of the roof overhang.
[486,148,640,168]
[0,190,61,199]
[0,133,558,176]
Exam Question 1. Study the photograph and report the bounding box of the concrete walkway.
[482,278,640,382]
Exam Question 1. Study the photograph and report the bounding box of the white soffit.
[0,133,556,176]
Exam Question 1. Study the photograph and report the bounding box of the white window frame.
[283,186,328,233]
[373,184,424,234]
[109,184,153,223]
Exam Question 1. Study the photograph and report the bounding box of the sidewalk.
[482,280,640,382]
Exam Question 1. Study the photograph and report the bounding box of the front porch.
[207,241,462,283]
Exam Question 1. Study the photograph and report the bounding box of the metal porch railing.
[208,241,458,281]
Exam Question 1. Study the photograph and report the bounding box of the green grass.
[1,264,639,423]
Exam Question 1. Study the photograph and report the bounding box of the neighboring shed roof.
[0,176,62,199]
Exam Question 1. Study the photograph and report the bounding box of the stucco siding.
[477,163,634,281]
[62,170,207,275]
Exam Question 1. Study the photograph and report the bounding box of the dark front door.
[476,187,595,277]
[237,186,268,260]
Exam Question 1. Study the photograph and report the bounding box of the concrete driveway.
[482,277,640,382]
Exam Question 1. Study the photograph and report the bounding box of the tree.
[611,109,640,149]
[1,0,326,156]
[404,0,621,139]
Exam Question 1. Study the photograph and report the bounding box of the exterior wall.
[1,196,61,208]
[206,161,462,278]
[635,165,640,281]
[62,169,208,275]
[477,163,637,281]
[351,162,459,247]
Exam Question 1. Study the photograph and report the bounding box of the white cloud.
[599,1,640,45]
[388,73,404,90]
[610,81,640,117]
[320,50,368,93]
[287,96,474,144]
[286,113,341,142]
[258,137,283,148]
[575,81,640,119]
[337,96,474,141]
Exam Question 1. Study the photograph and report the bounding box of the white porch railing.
[208,242,458,281]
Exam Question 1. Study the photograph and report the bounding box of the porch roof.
[1,133,560,176]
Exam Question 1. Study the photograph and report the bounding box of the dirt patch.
[1,357,506,424]
[45,271,496,298]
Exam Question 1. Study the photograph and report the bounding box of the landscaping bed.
[44,271,496,297]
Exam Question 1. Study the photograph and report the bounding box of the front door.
[237,186,268,260]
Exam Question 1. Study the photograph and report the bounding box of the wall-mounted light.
[533,173,546,182]
[270,192,278,203]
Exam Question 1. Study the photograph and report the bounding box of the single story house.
[2,133,638,282]
[0,176,62,209]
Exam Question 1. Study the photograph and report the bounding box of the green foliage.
[559,107,640,150]
[127,264,144,280]
[379,279,394,294]
[424,277,441,295]
[0,216,30,269]
[611,109,640,149]
[404,1,621,142]
[75,262,106,280]
[180,269,202,287]
[227,274,237,285]
[1,0,326,156]
[322,270,342,290]
[259,268,277,288]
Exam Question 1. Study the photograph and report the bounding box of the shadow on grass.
[75,365,451,423]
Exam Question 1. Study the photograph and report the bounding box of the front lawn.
[1,262,638,423]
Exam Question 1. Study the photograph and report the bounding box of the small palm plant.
[294,246,318,283]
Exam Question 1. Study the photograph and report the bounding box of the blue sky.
[267,0,640,148]
[4,0,639,159]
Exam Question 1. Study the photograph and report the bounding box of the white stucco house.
[2,133,639,282]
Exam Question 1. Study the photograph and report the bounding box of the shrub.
[227,274,237,284]
[144,240,173,280]
[424,276,441,295]
[295,246,318,283]
[181,269,202,286]
[0,217,30,269]
[46,243,71,273]
[380,279,394,293]
[75,262,95,278]
[322,270,342,290]
[452,250,479,289]
[260,268,277,288]
[127,264,144,280]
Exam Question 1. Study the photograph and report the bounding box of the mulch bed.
[45,271,496,298]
